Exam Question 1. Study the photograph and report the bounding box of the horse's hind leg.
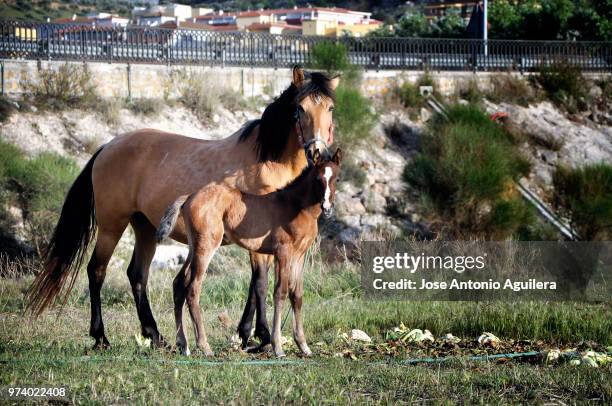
[127,212,165,347]
[238,252,272,350]
[88,226,125,349]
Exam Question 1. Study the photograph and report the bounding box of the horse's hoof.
[93,336,111,350]
[176,344,191,356]
[275,350,286,358]
[246,343,272,354]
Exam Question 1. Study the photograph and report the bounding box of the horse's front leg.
[289,255,311,356]
[238,252,271,350]
[173,255,192,355]
[271,253,289,358]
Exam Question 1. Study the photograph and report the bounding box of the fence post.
[1,60,4,96]
[127,63,132,101]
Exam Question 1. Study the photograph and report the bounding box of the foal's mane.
[239,72,336,163]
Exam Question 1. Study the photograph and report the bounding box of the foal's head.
[312,148,342,218]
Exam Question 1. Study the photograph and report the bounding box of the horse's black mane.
[239,71,336,163]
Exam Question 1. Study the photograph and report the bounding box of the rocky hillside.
[2,94,612,267]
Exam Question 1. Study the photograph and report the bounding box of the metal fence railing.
[1,20,611,72]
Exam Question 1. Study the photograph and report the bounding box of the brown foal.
[156,149,342,357]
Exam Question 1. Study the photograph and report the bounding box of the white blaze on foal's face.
[322,166,333,211]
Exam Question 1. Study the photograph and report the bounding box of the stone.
[361,214,388,228]
[338,227,360,244]
[152,244,189,269]
[540,150,557,163]
[336,195,366,216]
[588,85,602,99]
[350,329,372,343]
[341,215,361,229]
[420,107,432,122]
[362,191,387,213]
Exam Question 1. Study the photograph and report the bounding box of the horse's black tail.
[156,195,188,243]
[27,148,103,316]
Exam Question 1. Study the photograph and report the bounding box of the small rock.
[588,85,602,99]
[478,332,500,347]
[540,150,557,163]
[336,196,366,216]
[338,227,360,244]
[350,329,371,343]
[420,107,432,122]
[361,214,388,228]
[362,191,386,213]
[340,215,361,229]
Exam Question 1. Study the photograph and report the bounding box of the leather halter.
[294,107,329,164]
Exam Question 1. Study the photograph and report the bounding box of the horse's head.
[292,66,340,164]
[312,148,342,218]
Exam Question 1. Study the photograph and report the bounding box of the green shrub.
[553,164,612,240]
[179,73,220,122]
[26,63,97,110]
[534,62,587,112]
[126,98,164,116]
[458,80,484,104]
[404,104,533,238]
[396,73,436,109]
[0,96,18,123]
[340,157,366,188]
[0,140,79,255]
[487,74,536,106]
[334,85,377,147]
[311,41,350,73]
[96,98,123,127]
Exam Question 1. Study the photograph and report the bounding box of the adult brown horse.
[27,66,339,349]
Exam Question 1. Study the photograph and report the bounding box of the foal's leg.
[271,253,290,358]
[127,213,165,347]
[289,256,311,356]
[173,254,192,355]
[88,227,125,349]
[238,252,272,350]
[185,237,222,356]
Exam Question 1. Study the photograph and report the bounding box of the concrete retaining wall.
[0,59,549,100]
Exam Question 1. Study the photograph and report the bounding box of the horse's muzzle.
[323,207,334,218]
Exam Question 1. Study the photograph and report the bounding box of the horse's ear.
[332,148,343,165]
[292,65,305,87]
[330,75,341,90]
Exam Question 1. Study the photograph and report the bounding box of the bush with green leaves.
[396,72,436,109]
[553,164,612,240]
[534,62,587,112]
[26,63,97,110]
[404,104,533,239]
[333,85,377,147]
[310,41,350,73]
[487,74,536,106]
[0,140,79,256]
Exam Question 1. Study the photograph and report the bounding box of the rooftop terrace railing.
[1,20,611,72]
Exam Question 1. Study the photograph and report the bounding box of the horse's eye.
[329,106,335,112]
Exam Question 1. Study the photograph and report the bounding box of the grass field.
[1,243,610,404]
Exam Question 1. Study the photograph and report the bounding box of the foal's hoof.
[274,350,286,358]
[197,345,215,357]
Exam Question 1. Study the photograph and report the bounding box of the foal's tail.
[27,148,103,316]
[156,195,188,243]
